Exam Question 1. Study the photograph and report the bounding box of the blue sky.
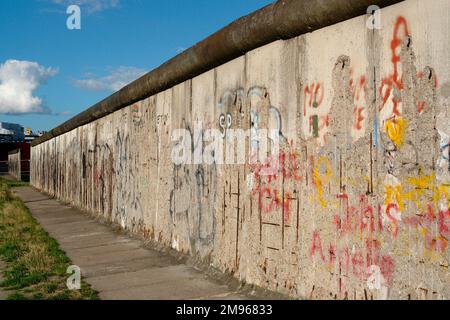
[0,0,273,132]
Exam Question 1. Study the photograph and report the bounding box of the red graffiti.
[250,149,302,184]
[380,255,395,287]
[385,203,400,239]
[308,114,329,134]
[339,247,350,276]
[380,77,402,115]
[334,194,381,236]
[391,16,409,87]
[94,168,102,185]
[379,16,410,116]
[303,82,328,139]
[311,230,325,262]
[377,204,384,233]
[360,197,375,234]
[258,187,293,223]
[303,82,324,116]
[329,188,448,256]
[352,75,366,100]
[353,107,365,130]
[330,189,448,255]
[351,75,366,130]
[403,204,449,254]
[279,150,302,182]
[250,147,302,223]
[351,251,366,279]
[417,99,426,113]
[310,230,396,287]
[328,243,337,266]
[416,71,439,113]
[439,209,450,237]
[380,16,440,117]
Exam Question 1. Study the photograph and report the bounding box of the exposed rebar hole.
[335,55,350,71]
[404,35,412,48]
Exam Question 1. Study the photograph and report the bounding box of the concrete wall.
[8,150,21,181]
[31,0,450,299]
[0,142,30,174]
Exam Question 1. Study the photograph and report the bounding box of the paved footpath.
[13,186,248,300]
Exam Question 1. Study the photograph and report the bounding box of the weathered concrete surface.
[31,0,450,300]
[13,186,249,300]
[8,150,20,181]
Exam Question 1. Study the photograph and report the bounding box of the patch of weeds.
[2,179,29,188]
[6,292,28,300]
[32,292,44,300]
[0,177,99,300]
[43,283,58,294]
[0,242,21,261]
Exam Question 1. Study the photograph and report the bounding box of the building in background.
[0,122,24,142]
[0,122,43,143]
[0,122,40,176]
[24,127,43,143]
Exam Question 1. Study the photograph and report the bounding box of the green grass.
[2,179,29,188]
[0,177,99,300]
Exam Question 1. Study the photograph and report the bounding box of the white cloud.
[73,66,146,92]
[0,60,58,114]
[54,110,72,116]
[50,0,120,14]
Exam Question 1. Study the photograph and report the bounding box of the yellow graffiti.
[312,156,333,208]
[404,173,450,210]
[438,184,450,206]
[404,174,434,211]
[421,227,448,261]
[384,172,450,214]
[384,184,404,212]
[385,117,407,148]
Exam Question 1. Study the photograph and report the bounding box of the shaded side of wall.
[31,0,450,299]
[8,150,21,181]
[0,142,30,175]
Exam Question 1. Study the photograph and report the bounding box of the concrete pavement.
[12,186,249,300]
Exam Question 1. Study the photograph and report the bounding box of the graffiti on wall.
[169,126,217,255]
[30,9,450,300]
